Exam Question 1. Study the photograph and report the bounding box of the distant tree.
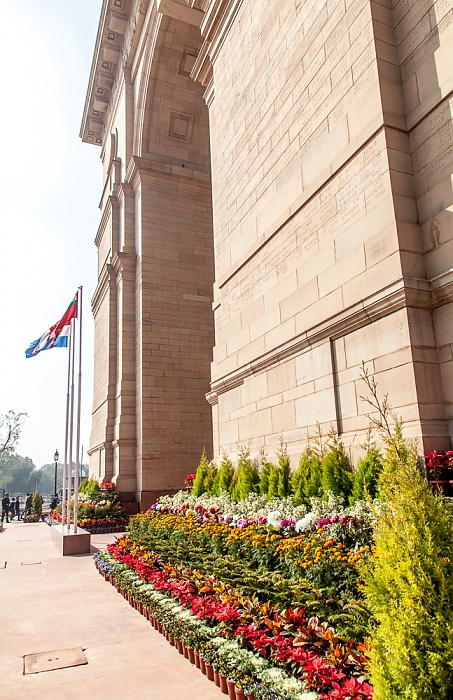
[0,410,27,456]
[0,454,36,492]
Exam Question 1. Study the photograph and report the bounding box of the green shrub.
[359,365,453,698]
[292,446,323,505]
[321,434,354,500]
[212,452,235,496]
[32,491,42,517]
[350,443,383,504]
[276,439,292,498]
[258,447,273,497]
[204,461,218,496]
[363,420,453,699]
[79,477,101,496]
[231,447,260,502]
[192,449,210,497]
[266,463,280,500]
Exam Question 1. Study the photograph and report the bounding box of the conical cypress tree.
[292,446,323,505]
[363,418,453,699]
[212,452,235,496]
[231,446,259,502]
[321,433,354,500]
[192,449,210,497]
[258,447,273,497]
[276,438,292,498]
[350,443,383,504]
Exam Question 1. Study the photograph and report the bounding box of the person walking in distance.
[1,493,10,523]
[22,493,33,520]
[11,496,20,520]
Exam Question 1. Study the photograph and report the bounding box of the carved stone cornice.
[125,154,212,186]
[94,195,118,247]
[91,262,117,315]
[112,251,137,278]
[206,273,446,403]
[80,0,135,146]
[191,0,243,99]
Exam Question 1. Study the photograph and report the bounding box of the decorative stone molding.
[191,0,243,100]
[206,273,440,403]
[80,0,133,145]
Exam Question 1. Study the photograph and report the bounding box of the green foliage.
[359,366,453,699]
[292,446,323,505]
[258,447,273,497]
[350,443,383,504]
[321,434,354,500]
[192,449,211,497]
[32,490,42,517]
[0,454,37,492]
[79,477,101,496]
[212,452,234,496]
[276,438,292,498]
[231,446,260,502]
[204,461,218,496]
[363,425,453,698]
[0,410,27,457]
[266,464,280,500]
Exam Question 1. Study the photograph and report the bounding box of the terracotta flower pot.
[235,690,246,700]
[200,658,206,675]
[188,648,195,664]
[183,645,189,659]
[219,675,229,695]
[205,663,214,681]
[245,695,256,700]
[227,680,236,700]
[194,651,201,669]
[214,669,220,686]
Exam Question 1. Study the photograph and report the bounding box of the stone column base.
[50,524,91,556]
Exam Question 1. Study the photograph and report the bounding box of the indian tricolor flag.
[25,293,78,359]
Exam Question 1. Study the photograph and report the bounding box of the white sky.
[0,1,103,467]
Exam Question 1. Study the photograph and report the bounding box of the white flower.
[295,512,317,532]
[267,511,282,528]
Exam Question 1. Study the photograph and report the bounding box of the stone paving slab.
[0,521,224,699]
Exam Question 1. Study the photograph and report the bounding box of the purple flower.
[258,515,267,525]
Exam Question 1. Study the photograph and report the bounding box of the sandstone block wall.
[83,0,452,505]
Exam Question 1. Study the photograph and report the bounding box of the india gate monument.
[81,0,453,509]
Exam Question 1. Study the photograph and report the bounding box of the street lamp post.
[53,449,59,497]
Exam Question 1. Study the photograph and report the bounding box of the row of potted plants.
[94,545,372,700]
[94,517,372,700]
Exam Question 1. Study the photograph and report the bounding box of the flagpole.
[66,314,76,531]
[73,286,83,534]
[61,329,72,530]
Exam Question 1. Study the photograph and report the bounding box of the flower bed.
[50,479,129,532]
[95,490,376,699]
[94,546,371,700]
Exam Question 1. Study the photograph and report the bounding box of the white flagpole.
[61,329,72,529]
[66,314,76,531]
[73,286,83,534]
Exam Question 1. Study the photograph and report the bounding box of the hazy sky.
[0,1,103,467]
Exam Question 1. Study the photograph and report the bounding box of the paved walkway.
[0,520,224,699]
